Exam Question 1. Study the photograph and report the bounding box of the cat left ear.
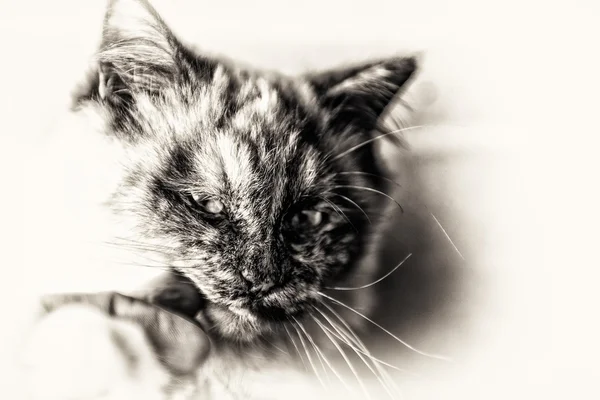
[306,56,418,133]
[97,0,181,103]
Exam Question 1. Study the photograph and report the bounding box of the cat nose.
[241,269,276,296]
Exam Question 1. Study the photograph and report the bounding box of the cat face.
[75,0,417,342]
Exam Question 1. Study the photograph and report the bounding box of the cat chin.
[204,302,272,342]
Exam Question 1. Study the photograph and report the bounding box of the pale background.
[1,0,599,398]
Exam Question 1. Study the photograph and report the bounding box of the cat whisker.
[111,236,179,249]
[108,260,172,271]
[252,339,282,359]
[331,185,404,213]
[291,316,331,386]
[312,314,372,400]
[102,254,185,269]
[305,318,355,396]
[290,319,327,389]
[315,310,406,400]
[168,262,210,269]
[100,243,182,263]
[284,325,308,372]
[318,291,452,362]
[100,249,175,268]
[335,171,403,191]
[263,339,289,357]
[319,196,358,233]
[430,212,465,260]
[295,316,352,392]
[330,125,425,162]
[313,306,409,374]
[102,255,206,271]
[326,192,372,224]
[312,308,398,399]
[108,237,182,253]
[101,241,176,256]
[319,301,417,389]
[101,239,213,267]
[326,253,412,291]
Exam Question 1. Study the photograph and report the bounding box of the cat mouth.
[144,273,206,319]
[146,272,308,341]
[145,274,260,339]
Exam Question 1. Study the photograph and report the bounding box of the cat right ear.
[95,0,182,104]
[305,56,419,142]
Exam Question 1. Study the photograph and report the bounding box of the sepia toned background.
[1,0,599,398]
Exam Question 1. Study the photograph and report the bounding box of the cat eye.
[290,210,324,230]
[188,193,225,215]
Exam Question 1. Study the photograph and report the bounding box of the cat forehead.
[126,119,323,203]
[130,65,318,130]
[123,68,326,192]
[155,131,324,198]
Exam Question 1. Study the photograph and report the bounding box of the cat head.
[74,0,417,342]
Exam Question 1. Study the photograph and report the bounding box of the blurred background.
[1,0,599,398]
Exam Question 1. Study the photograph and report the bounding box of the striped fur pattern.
[21,0,427,398]
[68,0,418,346]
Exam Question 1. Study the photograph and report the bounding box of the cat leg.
[21,291,211,400]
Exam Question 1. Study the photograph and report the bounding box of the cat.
[16,0,437,398]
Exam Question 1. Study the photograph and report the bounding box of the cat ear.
[306,56,418,133]
[97,0,181,102]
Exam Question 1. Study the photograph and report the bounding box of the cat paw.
[21,290,211,400]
